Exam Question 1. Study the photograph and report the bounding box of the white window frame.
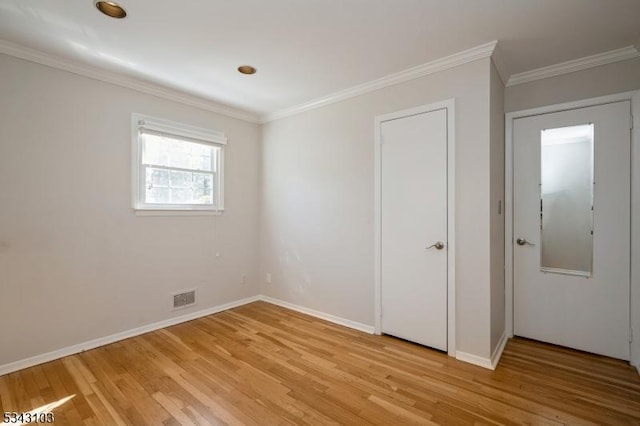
[131,113,226,215]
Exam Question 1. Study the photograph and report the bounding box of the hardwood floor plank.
[364,394,436,425]
[86,383,128,426]
[1,301,639,425]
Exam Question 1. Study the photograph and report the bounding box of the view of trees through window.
[141,133,218,206]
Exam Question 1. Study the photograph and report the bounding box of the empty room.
[1,0,640,424]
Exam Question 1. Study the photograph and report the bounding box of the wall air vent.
[173,290,196,309]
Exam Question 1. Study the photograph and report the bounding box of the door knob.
[426,241,445,250]
[516,238,535,246]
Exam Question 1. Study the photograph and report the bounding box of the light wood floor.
[1,302,639,425]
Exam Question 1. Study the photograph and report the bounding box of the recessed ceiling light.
[237,65,257,75]
[95,1,127,19]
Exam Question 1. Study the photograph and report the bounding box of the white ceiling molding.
[261,40,499,123]
[490,43,510,86]
[0,39,260,124]
[507,45,640,87]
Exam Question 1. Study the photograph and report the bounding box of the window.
[132,114,225,213]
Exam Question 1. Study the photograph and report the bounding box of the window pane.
[147,168,169,187]
[143,167,215,206]
[142,133,213,172]
[146,187,170,204]
[193,172,214,204]
[143,137,170,166]
[170,150,191,169]
[170,170,192,188]
[540,123,594,276]
[171,188,193,204]
[198,153,212,171]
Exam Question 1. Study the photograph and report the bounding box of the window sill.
[134,209,224,217]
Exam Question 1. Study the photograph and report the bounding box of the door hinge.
[631,327,634,343]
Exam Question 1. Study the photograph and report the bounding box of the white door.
[381,108,448,351]
[514,101,631,360]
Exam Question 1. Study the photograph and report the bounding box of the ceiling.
[1,0,639,117]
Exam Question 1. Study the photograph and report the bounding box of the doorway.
[374,100,456,355]
[506,92,640,367]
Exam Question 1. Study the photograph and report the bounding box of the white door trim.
[374,99,456,356]
[505,90,640,370]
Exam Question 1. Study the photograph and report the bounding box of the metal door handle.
[426,241,445,250]
[516,237,535,246]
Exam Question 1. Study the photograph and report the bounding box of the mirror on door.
[540,123,594,277]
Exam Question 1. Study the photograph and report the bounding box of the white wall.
[490,62,506,354]
[260,58,498,359]
[505,57,640,113]
[0,54,261,366]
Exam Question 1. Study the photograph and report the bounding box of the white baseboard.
[490,331,508,369]
[455,351,494,369]
[456,331,508,370]
[4,294,505,376]
[259,295,376,334]
[0,295,261,376]
[0,295,375,377]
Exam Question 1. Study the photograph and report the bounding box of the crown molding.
[507,45,640,87]
[0,39,260,123]
[261,40,498,123]
[490,42,510,86]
